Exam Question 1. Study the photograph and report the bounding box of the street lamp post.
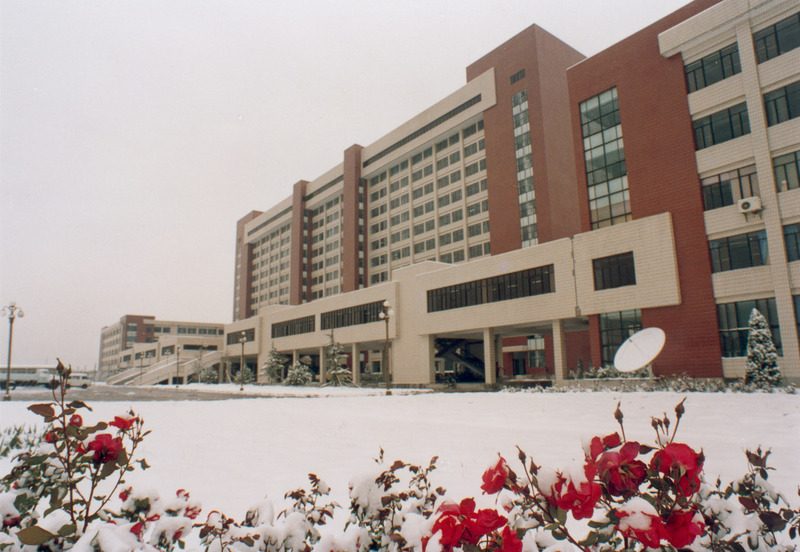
[2,302,24,401]
[378,300,393,395]
[238,332,247,391]
[175,345,181,387]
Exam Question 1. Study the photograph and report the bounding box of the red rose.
[588,432,622,460]
[69,414,83,427]
[86,433,123,464]
[120,488,131,501]
[109,415,137,431]
[663,509,705,547]
[481,457,509,494]
[542,464,602,520]
[617,509,665,548]
[596,441,647,495]
[2,516,22,528]
[44,431,56,443]
[651,443,703,496]
[130,521,144,536]
[431,499,506,550]
[498,525,522,552]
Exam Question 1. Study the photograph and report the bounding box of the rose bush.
[2,363,799,552]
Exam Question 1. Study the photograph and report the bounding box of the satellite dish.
[614,327,666,373]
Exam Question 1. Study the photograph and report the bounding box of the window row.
[754,11,800,64]
[321,300,385,330]
[709,231,768,273]
[271,315,315,338]
[427,265,555,313]
[685,43,740,93]
[718,298,781,357]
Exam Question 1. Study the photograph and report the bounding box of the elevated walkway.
[106,350,222,386]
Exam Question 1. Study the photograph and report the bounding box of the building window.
[526,335,546,370]
[226,328,255,345]
[510,69,526,84]
[774,150,800,191]
[753,11,800,63]
[321,300,384,330]
[701,165,758,210]
[785,223,800,262]
[693,102,750,149]
[685,43,741,93]
[272,315,315,338]
[764,80,800,126]
[599,310,641,367]
[718,298,781,357]
[795,296,800,344]
[593,252,636,290]
[580,87,630,229]
[709,231,768,272]
[427,265,555,313]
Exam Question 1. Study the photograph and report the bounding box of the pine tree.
[262,346,289,383]
[745,308,782,388]
[324,331,352,386]
[284,361,313,386]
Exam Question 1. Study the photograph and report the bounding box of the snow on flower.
[0,493,20,522]
[650,442,703,496]
[86,433,124,464]
[616,497,662,548]
[481,457,510,494]
[109,413,138,431]
[71,519,155,552]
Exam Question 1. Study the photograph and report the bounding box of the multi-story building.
[228,0,800,385]
[98,315,225,378]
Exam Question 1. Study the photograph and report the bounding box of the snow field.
[1,389,798,526]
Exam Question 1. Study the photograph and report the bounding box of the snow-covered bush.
[745,308,782,389]
[0,361,200,552]
[324,331,352,387]
[284,362,313,386]
[262,346,289,383]
[3,362,799,552]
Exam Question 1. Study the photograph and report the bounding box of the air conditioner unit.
[737,196,762,214]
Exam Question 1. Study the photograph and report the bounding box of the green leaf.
[13,493,37,514]
[27,404,55,419]
[758,511,786,531]
[68,400,91,410]
[16,525,56,545]
[58,523,77,537]
[26,454,50,465]
[99,459,118,480]
[116,447,129,468]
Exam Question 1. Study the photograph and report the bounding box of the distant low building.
[98,315,224,379]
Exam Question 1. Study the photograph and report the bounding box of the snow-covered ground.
[2,387,799,528]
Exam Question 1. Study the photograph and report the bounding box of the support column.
[483,328,497,385]
[428,335,437,384]
[319,347,327,385]
[292,350,299,365]
[494,334,503,382]
[553,319,567,383]
[351,343,361,385]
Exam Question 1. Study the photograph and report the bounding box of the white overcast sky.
[1,0,694,371]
